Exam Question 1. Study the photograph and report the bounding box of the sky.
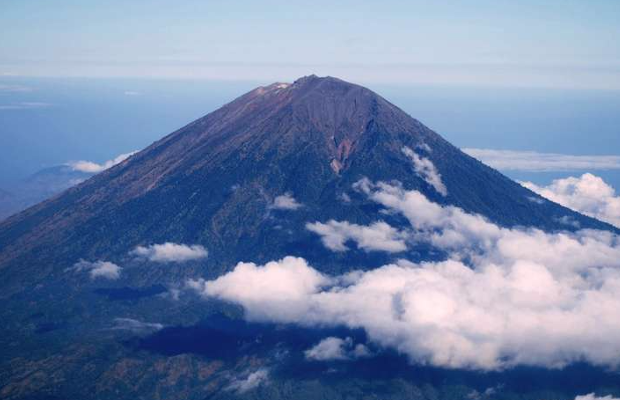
[1,0,620,89]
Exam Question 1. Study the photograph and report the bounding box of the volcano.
[0,76,617,400]
[0,75,611,287]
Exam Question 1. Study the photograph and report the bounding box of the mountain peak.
[250,75,369,100]
[190,76,409,176]
[292,74,347,87]
[290,75,369,97]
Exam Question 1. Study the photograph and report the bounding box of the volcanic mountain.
[0,76,612,287]
[1,76,618,400]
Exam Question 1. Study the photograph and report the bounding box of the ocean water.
[1,77,619,190]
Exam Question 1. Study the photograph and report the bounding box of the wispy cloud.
[305,337,371,361]
[467,386,502,400]
[67,151,137,173]
[522,173,620,228]
[131,242,208,263]
[306,220,407,252]
[226,368,270,393]
[463,148,620,172]
[110,318,163,333]
[402,146,447,196]
[123,90,141,96]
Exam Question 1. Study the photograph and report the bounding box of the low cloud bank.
[463,148,620,172]
[190,179,620,371]
[131,242,207,263]
[522,173,620,228]
[68,151,137,173]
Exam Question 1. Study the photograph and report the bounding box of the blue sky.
[2,0,620,89]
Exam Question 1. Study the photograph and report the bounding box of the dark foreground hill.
[0,76,617,400]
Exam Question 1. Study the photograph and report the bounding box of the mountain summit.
[0,76,613,292]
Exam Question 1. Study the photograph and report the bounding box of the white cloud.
[188,257,330,323]
[463,148,620,172]
[68,151,137,173]
[304,337,371,361]
[123,90,141,96]
[467,386,502,400]
[575,395,620,400]
[402,147,447,196]
[72,260,121,280]
[191,179,620,371]
[111,318,163,332]
[305,337,351,361]
[306,220,407,252]
[271,193,302,210]
[226,368,269,393]
[522,174,620,228]
[131,242,208,263]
